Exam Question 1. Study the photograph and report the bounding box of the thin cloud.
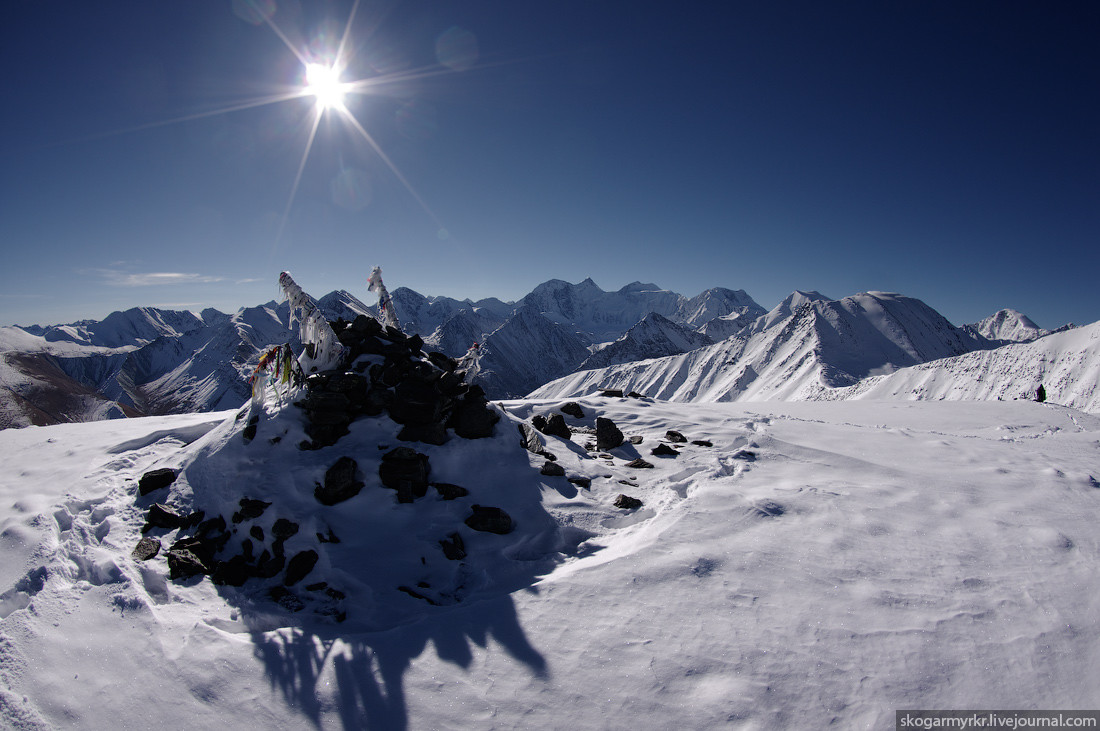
[89,269,226,287]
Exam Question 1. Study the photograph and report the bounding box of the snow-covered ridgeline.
[531,293,1099,414]
[807,319,1100,413]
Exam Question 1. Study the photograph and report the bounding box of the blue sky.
[1,1,1097,330]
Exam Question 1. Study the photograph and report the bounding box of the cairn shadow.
[248,590,547,730]
[246,586,548,730]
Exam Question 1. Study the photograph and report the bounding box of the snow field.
[0,398,1098,728]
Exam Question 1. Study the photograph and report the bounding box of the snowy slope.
[579,312,714,371]
[809,319,1100,414]
[2,397,1099,729]
[467,304,591,398]
[532,291,981,402]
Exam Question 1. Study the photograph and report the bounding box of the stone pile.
[293,314,499,449]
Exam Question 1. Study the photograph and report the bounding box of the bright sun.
[305,63,346,110]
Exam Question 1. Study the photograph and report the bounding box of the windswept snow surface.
[2,396,1099,728]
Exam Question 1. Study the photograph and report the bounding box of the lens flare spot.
[232,0,276,26]
[435,27,479,72]
[395,100,438,141]
[331,168,372,211]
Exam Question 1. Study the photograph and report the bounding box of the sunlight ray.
[339,108,446,232]
[275,106,325,245]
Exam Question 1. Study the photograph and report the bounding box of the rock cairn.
[296,314,498,449]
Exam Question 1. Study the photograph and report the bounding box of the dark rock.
[250,525,265,542]
[306,582,328,592]
[691,440,713,447]
[627,391,645,399]
[269,586,305,612]
[299,391,353,413]
[465,505,514,534]
[536,413,572,440]
[628,436,643,445]
[614,494,644,510]
[138,468,177,496]
[451,399,499,439]
[181,510,205,529]
[406,333,425,354]
[665,430,688,443]
[144,503,183,531]
[315,456,364,506]
[427,351,457,372]
[625,458,654,469]
[212,555,252,587]
[398,585,440,605]
[652,443,680,457]
[618,479,638,487]
[596,417,625,451]
[351,314,382,335]
[390,377,442,425]
[170,536,216,567]
[540,461,566,477]
[732,449,756,461]
[362,386,393,416]
[431,482,469,500]
[397,421,448,445]
[326,373,368,396]
[241,538,255,561]
[379,447,431,500]
[304,422,349,449]
[131,537,161,561]
[271,518,300,539]
[518,422,546,455]
[167,548,213,580]
[284,550,319,586]
[196,515,227,539]
[255,552,286,579]
[560,402,585,419]
[232,497,272,523]
[599,389,624,398]
[317,529,341,543]
[567,477,592,489]
[243,415,259,443]
[440,532,466,560]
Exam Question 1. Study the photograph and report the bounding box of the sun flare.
[305,63,346,110]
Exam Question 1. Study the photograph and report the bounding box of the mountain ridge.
[1,279,1084,427]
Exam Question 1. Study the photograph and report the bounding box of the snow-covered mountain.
[809,319,1100,413]
[465,304,592,398]
[962,308,1053,345]
[531,291,1060,405]
[20,306,207,349]
[579,312,714,371]
[390,287,513,339]
[516,278,763,344]
[4,278,1087,428]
